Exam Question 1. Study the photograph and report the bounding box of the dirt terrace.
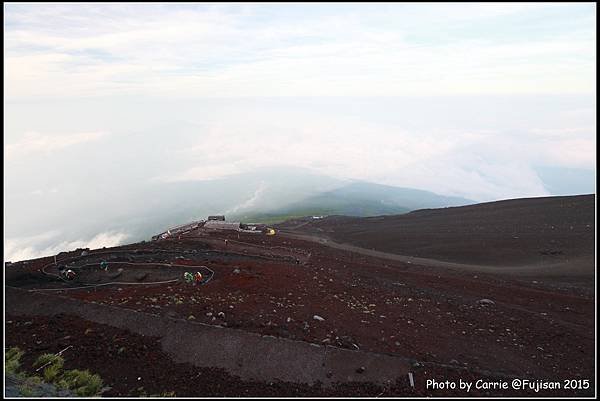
[5,227,596,397]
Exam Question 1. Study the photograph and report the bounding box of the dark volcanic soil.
[5,314,411,397]
[6,314,590,397]
[5,196,596,397]
[277,194,595,273]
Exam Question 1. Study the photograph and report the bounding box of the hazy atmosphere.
[4,3,596,261]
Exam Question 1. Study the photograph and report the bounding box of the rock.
[135,273,148,281]
[110,270,123,279]
[356,366,366,374]
[217,312,225,318]
[313,315,325,321]
[477,299,495,306]
[188,315,196,320]
[449,359,460,365]
[81,250,89,256]
[206,312,213,317]
[233,268,241,274]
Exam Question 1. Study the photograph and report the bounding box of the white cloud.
[4,230,129,262]
[5,131,108,159]
[153,163,242,183]
[224,181,268,215]
[4,4,596,99]
[147,101,594,201]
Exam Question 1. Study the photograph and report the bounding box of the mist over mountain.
[5,95,595,262]
[535,166,595,196]
[236,181,474,223]
[5,165,479,261]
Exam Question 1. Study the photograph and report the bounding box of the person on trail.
[62,269,76,280]
[194,272,203,284]
[100,261,108,271]
[224,239,228,247]
[184,272,194,283]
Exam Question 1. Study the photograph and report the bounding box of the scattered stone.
[233,268,241,274]
[135,273,148,281]
[188,315,196,320]
[313,315,325,322]
[217,312,225,318]
[356,366,366,374]
[477,299,495,306]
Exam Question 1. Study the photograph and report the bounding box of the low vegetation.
[6,347,104,397]
[5,347,24,375]
[58,369,104,397]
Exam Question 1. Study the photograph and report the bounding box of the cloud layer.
[5,3,596,100]
[5,230,129,262]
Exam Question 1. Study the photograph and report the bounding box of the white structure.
[203,220,241,231]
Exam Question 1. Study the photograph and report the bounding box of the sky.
[4,3,597,261]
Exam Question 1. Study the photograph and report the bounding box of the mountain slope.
[295,181,473,211]
[278,194,595,271]
[235,181,474,223]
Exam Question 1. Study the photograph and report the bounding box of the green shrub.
[33,353,65,383]
[5,347,24,374]
[33,353,64,370]
[61,369,103,397]
[18,376,43,397]
[43,362,63,382]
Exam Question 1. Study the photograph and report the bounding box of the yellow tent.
[266,228,276,236]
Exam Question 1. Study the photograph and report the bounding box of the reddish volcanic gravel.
[6,314,590,397]
[5,222,595,397]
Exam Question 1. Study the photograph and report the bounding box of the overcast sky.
[4,3,596,260]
